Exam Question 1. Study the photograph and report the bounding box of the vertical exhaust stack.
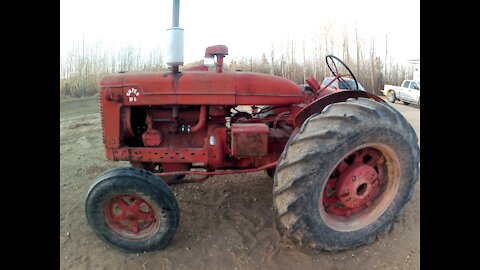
[166,0,184,73]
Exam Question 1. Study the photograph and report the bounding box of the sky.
[60,0,419,65]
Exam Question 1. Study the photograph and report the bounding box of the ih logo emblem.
[126,88,140,102]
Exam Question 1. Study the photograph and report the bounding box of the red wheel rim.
[319,143,401,232]
[104,195,159,240]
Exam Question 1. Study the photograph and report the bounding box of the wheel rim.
[104,195,160,240]
[319,143,401,232]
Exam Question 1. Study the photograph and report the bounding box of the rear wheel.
[85,167,179,252]
[273,97,419,251]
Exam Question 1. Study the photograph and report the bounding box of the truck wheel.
[273,97,419,251]
[386,91,396,103]
[85,167,179,252]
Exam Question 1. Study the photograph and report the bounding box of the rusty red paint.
[157,161,277,177]
[322,148,384,217]
[142,129,162,147]
[142,113,162,146]
[121,107,134,138]
[204,45,228,72]
[215,56,225,73]
[294,90,384,127]
[111,147,209,163]
[98,69,305,171]
[335,163,378,209]
[161,163,190,173]
[104,195,158,237]
[100,86,122,148]
[305,75,320,91]
[205,45,228,57]
[231,123,269,157]
[98,46,384,181]
[100,72,304,106]
[188,105,207,133]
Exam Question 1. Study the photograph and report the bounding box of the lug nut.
[352,176,356,181]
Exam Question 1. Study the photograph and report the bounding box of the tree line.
[60,28,413,97]
[226,28,413,96]
[60,40,165,97]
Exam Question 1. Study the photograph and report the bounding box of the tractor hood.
[99,71,303,106]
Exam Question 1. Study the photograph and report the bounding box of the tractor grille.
[99,88,105,144]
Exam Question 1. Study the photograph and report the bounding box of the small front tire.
[85,167,180,252]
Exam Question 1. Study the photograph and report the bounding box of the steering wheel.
[325,55,359,90]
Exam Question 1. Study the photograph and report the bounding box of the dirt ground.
[60,95,420,270]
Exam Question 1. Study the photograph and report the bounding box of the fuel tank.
[100,71,303,106]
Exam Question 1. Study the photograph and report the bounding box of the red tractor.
[85,0,419,253]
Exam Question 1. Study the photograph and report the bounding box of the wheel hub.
[322,147,385,218]
[335,163,378,208]
[104,195,158,238]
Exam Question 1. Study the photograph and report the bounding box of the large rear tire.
[273,97,419,251]
[85,167,180,252]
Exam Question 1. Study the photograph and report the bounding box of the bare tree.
[384,34,388,83]
[270,44,275,75]
[343,28,350,65]
[61,27,412,98]
[355,28,361,78]
[302,37,306,82]
[370,37,376,94]
[289,38,296,80]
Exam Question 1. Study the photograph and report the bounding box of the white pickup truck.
[382,80,420,106]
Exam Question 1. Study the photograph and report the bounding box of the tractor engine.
[99,67,306,176]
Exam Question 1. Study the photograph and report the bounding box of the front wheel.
[85,167,180,252]
[273,97,419,251]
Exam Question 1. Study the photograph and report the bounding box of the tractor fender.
[294,90,384,127]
